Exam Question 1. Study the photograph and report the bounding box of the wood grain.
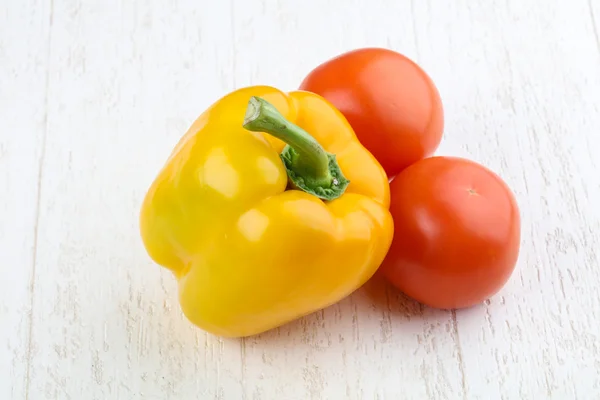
[0,1,53,399]
[1,0,599,399]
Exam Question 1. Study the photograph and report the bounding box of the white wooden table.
[2,1,599,399]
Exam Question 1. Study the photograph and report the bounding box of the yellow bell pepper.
[139,85,393,338]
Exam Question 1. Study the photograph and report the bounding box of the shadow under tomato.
[354,271,426,318]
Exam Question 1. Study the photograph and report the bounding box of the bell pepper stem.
[243,96,349,201]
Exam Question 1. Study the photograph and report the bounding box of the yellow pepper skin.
[139,85,393,338]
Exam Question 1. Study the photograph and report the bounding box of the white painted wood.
[0,1,52,399]
[1,0,599,399]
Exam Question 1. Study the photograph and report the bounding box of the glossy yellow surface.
[139,86,394,337]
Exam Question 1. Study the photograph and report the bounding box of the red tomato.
[299,47,444,177]
[380,156,521,309]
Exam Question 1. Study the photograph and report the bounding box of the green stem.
[242,96,349,201]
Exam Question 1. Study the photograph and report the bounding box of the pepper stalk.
[243,96,349,201]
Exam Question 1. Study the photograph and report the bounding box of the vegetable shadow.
[237,271,430,348]
[355,271,427,319]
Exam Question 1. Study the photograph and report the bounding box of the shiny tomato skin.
[380,156,521,309]
[299,47,444,177]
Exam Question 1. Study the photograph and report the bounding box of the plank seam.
[24,1,54,398]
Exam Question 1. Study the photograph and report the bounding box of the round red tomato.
[380,156,521,309]
[299,47,444,177]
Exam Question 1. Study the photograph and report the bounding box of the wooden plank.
[24,1,246,398]
[0,1,52,399]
